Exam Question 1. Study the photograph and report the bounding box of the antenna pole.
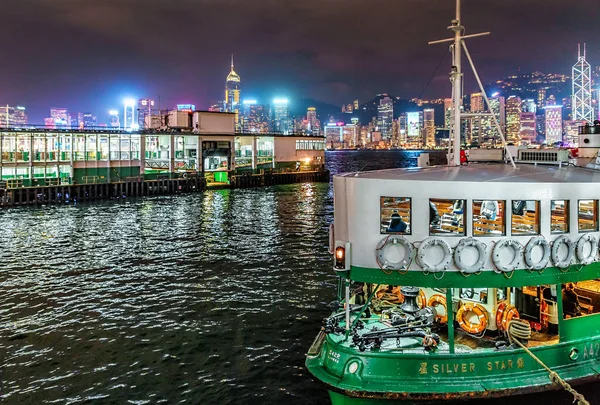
[450,0,463,166]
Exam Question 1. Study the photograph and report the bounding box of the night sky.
[1,0,598,123]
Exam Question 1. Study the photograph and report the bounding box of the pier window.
[47,133,59,161]
[380,197,411,234]
[110,135,120,160]
[120,136,131,160]
[578,200,598,232]
[551,200,569,234]
[74,135,85,161]
[98,134,109,160]
[429,199,466,236]
[86,134,98,161]
[33,134,46,161]
[2,134,16,162]
[130,135,141,160]
[16,134,30,162]
[59,134,71,161]
[472,200,505,236]
[511,200,540,235]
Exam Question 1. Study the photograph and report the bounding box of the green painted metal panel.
[214,171,228,183]
[349,264,600,289]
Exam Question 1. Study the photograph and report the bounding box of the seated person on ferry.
[480,200,499,220]
[387,212,407,233]
[452,200,463,226]
[562,282,582,317]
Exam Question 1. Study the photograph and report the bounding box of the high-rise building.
[83,112,96,128]
[519,112,536,144]
[306,107,320,135]
[505,96,522,144]
[398,114,407,145]
[325,123,358,149]
[242,100,270,133]
[522,99,537,114]
[481,96,505,145]
[544,105,563,144]
[537,88,547,109]
[109,110,120,128]
[377,96,393,139]
[470,93,484,113]
[444,98,453,129]
[405,111,424,148]
[50,108,69,128]
[572,44,594,123]
[138,98,155,129]
[209,100,223,112]
[353,99,359,111]
[423,108,435,147]
[272,98,290,134]
[124,99,136,130]
[0,105,27,127]
[563,120,586,146]
[225,55,241,128]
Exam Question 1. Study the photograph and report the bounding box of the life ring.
[456,302,489,335]
[524,236,550,270]
[576,234,598,265]
[495,302,520,332]
[375,236,413,271]
[492,239,523,273]
[454,237,487,274]
[427,294,447,324]
[417,237,452,272]
[551,235,575,269]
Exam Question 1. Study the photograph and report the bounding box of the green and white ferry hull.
[306,163,600,404]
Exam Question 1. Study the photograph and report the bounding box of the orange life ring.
[427,294,448,324]
[456,302,488,334]
[495,302,520,331]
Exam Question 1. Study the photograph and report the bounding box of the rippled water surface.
[1,150,597,404]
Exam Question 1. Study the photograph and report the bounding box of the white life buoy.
[492,239,523,273]
[576,234,598,265]
[375,236,413,271]
[551,235,575,269]
[524,236,550,270]
[454,237,487,274]
[417,237,452,272]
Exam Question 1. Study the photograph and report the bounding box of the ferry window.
[561,281,600,320]
[458,287,488,304]
[472,200,505,236]
[429,199,466,236]
[578,200,598,232]
[380,197,411,234]
[551,200,569,234]
[511,200,540,235]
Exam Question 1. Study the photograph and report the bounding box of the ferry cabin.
[0,111,325,187]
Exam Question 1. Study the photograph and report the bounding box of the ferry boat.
[305,2,600,404]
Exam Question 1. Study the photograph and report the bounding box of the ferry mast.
[429,0,515,168]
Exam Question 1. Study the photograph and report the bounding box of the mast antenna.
[428,0,515,168]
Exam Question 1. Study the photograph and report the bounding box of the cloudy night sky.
[1,0,598,123]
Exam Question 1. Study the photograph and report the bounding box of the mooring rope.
[507,320,590,405]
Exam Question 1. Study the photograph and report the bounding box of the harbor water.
[1,150,597,404]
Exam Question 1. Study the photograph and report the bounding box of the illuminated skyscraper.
[572,44,594,123]
[377,96,393,139]
[544,105,563,144]
[109,110,120,128]
[124,99,136,130]
[522,99,536,114]
[0,105,27,127]
[242,100,270,133]
[481,96,505,145]
[50,108,69,128]
[138,98,155,129]
[225,54,241,128]
[307,107,320,135]
[272,99,290,134]
[444,98,453,129]
[505,96,522,144]
[423,108,435,147]
[519,112,536,144]
[470,93,484,113]
[83,112,96,128]
[537,88,547,109]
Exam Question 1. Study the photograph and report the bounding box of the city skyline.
[0,0,598,123]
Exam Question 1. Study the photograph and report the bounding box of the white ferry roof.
[339,163,600,184]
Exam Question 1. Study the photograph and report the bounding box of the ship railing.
[81,176,100,184]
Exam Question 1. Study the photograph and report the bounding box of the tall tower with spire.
[225,54,241,128]
[572,44,594,123]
